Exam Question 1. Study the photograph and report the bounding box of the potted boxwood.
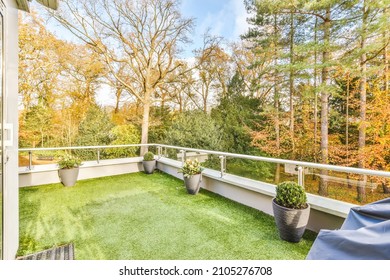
[142,151,156,174]
[57,154,82,187]
[272,181,310,243]
[178,159,203,195]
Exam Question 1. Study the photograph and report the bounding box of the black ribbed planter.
[184,173,202,195]
[272,198,310,243]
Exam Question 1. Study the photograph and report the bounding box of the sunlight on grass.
[19,172,316,260]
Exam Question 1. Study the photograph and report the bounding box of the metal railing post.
[219,156,226,177]
[297,166,304,187]
[180,150,186,166]
[97,149,100,164]
[157,146,162,159]
[28,151,33,170]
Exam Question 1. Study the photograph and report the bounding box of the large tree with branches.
[52,0,196,154]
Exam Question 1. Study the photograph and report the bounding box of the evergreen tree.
[75,105,114,160]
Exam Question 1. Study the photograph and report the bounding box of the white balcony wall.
[19,158,144,187]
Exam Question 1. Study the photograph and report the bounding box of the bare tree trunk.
[203,94,207,114]
[346,73,350,165]
[273,14,281,184]
[274,88,281,184]
[289,12,295,156]
[313,17,318,166]
[41,128,44,148]
[114,86,122,114]
[202,82,209,113]
[319,8,331,197]
[358,1,368,202]
[140,90,151,156]
[384,8,389,93]
[385,38,389,93]
[179,93,183,113]
[346,73,352,188]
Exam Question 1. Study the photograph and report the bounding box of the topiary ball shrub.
[143,151,155,161]
[275,181,307,209]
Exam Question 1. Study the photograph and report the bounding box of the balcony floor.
[18,172,316,260]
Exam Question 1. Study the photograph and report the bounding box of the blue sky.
[38,0,249,57]
[180,0,249,54]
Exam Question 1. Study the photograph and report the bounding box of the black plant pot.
[184,173,202,195]
[272,198,310,243]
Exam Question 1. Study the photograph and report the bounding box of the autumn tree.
[18,12,64,147]
[190,39,231,113]
[51,0,199,155]
[19,11,107,148]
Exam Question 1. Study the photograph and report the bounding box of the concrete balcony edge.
[19,157,144,187]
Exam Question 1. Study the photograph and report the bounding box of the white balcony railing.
[20,143,390,177]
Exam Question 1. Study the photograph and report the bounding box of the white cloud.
[196,0,249,42]
[231,0,249,39]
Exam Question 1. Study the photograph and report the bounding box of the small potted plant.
[178,159,203,195]
[57,154,82,187]
[142,151,156,174]
[272,181,310,242]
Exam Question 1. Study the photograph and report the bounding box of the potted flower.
[178,159,203,195]
[142,151,156,174]
[272,181,310,242]
[57,154,82,187]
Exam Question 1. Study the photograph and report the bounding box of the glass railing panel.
[99,146,140,160]
[302,169,390,205]
[19,150,59,168]
[222,157,277,184]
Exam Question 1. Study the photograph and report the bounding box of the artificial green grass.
[19,172,316,260]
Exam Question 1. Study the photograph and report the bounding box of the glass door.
[0,2,3,260]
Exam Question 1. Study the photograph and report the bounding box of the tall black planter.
[184,173,202,195]
[272,198,310,243]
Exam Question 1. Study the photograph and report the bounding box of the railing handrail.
[156,144,390,178]
[19,143,154,152]
[19,143,390,178]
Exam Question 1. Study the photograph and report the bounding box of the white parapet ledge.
[157,157,356,218]
[19,157,143,174]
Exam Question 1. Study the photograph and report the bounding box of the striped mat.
[17,244,75,260]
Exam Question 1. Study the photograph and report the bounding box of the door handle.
[4,123,13,147]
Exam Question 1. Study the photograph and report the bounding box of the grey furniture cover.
[306,197,390,260]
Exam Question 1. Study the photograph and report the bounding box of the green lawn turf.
[18,172,316,260]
